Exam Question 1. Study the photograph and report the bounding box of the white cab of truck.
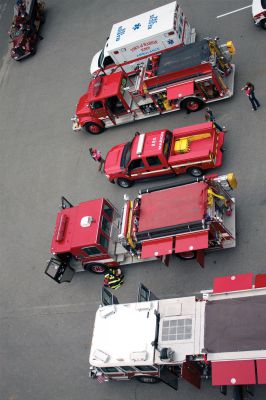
[252,0,266,29]
[90,1,196,76]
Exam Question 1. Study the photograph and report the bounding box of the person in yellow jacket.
[104,268,124,290]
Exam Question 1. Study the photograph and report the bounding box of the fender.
[180,95,202,106]
[79,116,104,128]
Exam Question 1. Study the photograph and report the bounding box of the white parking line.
[217,4,252,19]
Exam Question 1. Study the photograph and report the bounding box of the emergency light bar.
[136,134,145,155]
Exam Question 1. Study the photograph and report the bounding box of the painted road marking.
[217,4,252,19]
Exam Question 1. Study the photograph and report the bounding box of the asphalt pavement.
[0,0,266,399]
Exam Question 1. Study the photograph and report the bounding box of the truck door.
[196,250,205,268]
[106,96,127,117]
[127,158,146,179]
[181,361,201,389]
[159,365,179,390]
[61,196,73,209]
[44,258,75,283]
[137,283,158,302]
[101,287,119,306]
[146,155,162,169]
[89,101,104,116]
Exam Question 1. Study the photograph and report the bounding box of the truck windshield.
[98,50,104,68]
[99,49,114,68]
[120,142,132,168]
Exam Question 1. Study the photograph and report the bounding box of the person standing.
[241,82,260,111]
[204,107,227,132]
[89,147,105,172]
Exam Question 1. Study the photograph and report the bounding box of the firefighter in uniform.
[104,268,124,289]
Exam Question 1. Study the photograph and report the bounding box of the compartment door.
[159,366,179,390]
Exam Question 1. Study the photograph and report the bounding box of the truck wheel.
[83,122,104,135]
[260,19,266,29]
[181,98,204,112]
[187,167,203,177]
[83,263,107,274]
[178,251,196,260]
[117,178,133,188]
[136,376,160,384]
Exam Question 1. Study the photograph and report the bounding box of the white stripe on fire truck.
[131,168,171,176]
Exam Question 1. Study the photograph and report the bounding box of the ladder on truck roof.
[136,220,205,242]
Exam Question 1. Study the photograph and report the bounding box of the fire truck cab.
[89,273,266,397]
[104,121,224,188]
[45,173,237,284]
[73,38,235,134]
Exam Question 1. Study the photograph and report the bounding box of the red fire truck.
[89,272,266,399]
[9,0,45,61]
[45,173,237,283]
[72,38,235,134]
[104,121,224,188]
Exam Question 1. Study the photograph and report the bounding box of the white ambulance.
[252,0,266,29]
[90,1,196,76]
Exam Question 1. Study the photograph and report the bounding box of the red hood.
[104,143,126,175]
[76,92,92,118]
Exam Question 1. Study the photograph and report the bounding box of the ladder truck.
[89,272,266,400]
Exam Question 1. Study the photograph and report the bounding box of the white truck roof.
[108,1,178,52]
[90,301,159,367]
[89,296,205,368]
[90,284,266,370]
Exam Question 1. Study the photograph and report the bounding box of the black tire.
[83,263,107,274]
[180,97,204,112]
[187,167,203,177]
[259,19,266,29]
[136,376,160,384]
[31,47,37,56]
[178,251,196,260]
[83,122,104,135]
[117,178,133,188]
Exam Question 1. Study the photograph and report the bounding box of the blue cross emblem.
[133,23,141,30]
[167,39,174,45]
[148,14,158,30]
[116,26,126,42]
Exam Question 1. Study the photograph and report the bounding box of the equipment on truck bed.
[72,37,235,134]
[89,272,266,400]
[45,173,237,283]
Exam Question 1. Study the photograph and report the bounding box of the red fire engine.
[89,272,266,399]
[45,173,237,283]
[72,38,235,134]
[9,0,45,61]
[104,121,224,188]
